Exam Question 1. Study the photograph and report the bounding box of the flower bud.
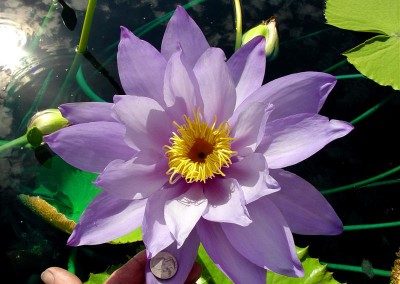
[26,109,69,147]
[242,16,279,61]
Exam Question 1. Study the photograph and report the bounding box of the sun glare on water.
[0,23,27,71]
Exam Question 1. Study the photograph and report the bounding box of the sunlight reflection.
[0,23,27,71]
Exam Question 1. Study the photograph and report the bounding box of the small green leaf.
[197,245,341,284]
[267,246,342,284]
[109,227,143,244]
[325,0,400,35]
[196,244,233,284]
[84,264,121,284]
[344,35,400,90]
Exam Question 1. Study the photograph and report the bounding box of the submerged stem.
[323,263,391,277]
[321,165,400,195]
[322,59,347,73]
[335,74,365,80]
[344,221,400,231]
[0,135,28,153]
[350,94,395,125]
[233,0,243,51]
[67,247,78,274]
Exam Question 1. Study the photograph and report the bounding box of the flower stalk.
[77,0,97,53]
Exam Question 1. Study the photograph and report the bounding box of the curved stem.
[77,0,97,53]
[322,59,347,73]
[29,0,57,52]
[76,66,105,102]
[335,74,365,80]
[281,28,335,45]
[321,164,400,195]
[0,135,28,153]
[323,263,391,277]
[233,0,243,51]
[360,178,400,188]
[344,221,400,231]
[350,94,394,125]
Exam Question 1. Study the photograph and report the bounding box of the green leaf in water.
[325,0,400,90]
[32,155,101,223]
[23,155,143,243]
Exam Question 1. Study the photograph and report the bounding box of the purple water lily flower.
[45,6,353,283]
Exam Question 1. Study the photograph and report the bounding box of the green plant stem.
[321,164,400,195]
[350,93,395,124]
[322,263,391,277]
[51,53,83,107]
[0,135,28,153]
[67,247,77,274]
[77,0,97,53]
[233,0,243,51]
[29,0,57,52]
[322,59,347,73]
[76,66,105,102]
[281,28,335,45]
[360,178,400,188]
[18,70,54,132]
[344,221,400,231]
[335,74,365,80]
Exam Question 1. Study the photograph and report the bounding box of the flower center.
[165,110,236,183]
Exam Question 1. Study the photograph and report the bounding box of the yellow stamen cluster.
[165,110,236,183]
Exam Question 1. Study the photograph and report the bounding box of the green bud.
[242,16,279,61]
[26,109,69,147]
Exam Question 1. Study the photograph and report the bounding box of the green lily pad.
[32,155,101,223]
[344,35,400,90]
[325,0,400,90]
[22,155,143,243]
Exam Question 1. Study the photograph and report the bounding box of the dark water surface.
[0,0,399,283]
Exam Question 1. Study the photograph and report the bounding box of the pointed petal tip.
[120,26,131,39]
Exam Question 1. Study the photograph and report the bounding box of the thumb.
[41,267,82,284]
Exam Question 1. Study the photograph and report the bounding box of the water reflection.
[0,20,27,71]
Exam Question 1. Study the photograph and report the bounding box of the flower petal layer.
[227,36,266,108]
[44,122,136,173]
[145,231,200,284]
[202,178,252,226]
[194,48,236,123]
[221,198,304,277]
[235,72,336,122]
[118,27,166,105]
[225,153,280,204]
[230,102,273,155]
[94,150,168,200]
[165,183,208,248]
[113,95,173,153]
[142,183,186,258]
[68,191,146,246]
[197,219,266,284]
[269,169,343,235]
[59,102,115,124]
[257,113,353,168]
[163,49,203,119]
[161,5,209,68]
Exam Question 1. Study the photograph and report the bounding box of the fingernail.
[41,269,55,284]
